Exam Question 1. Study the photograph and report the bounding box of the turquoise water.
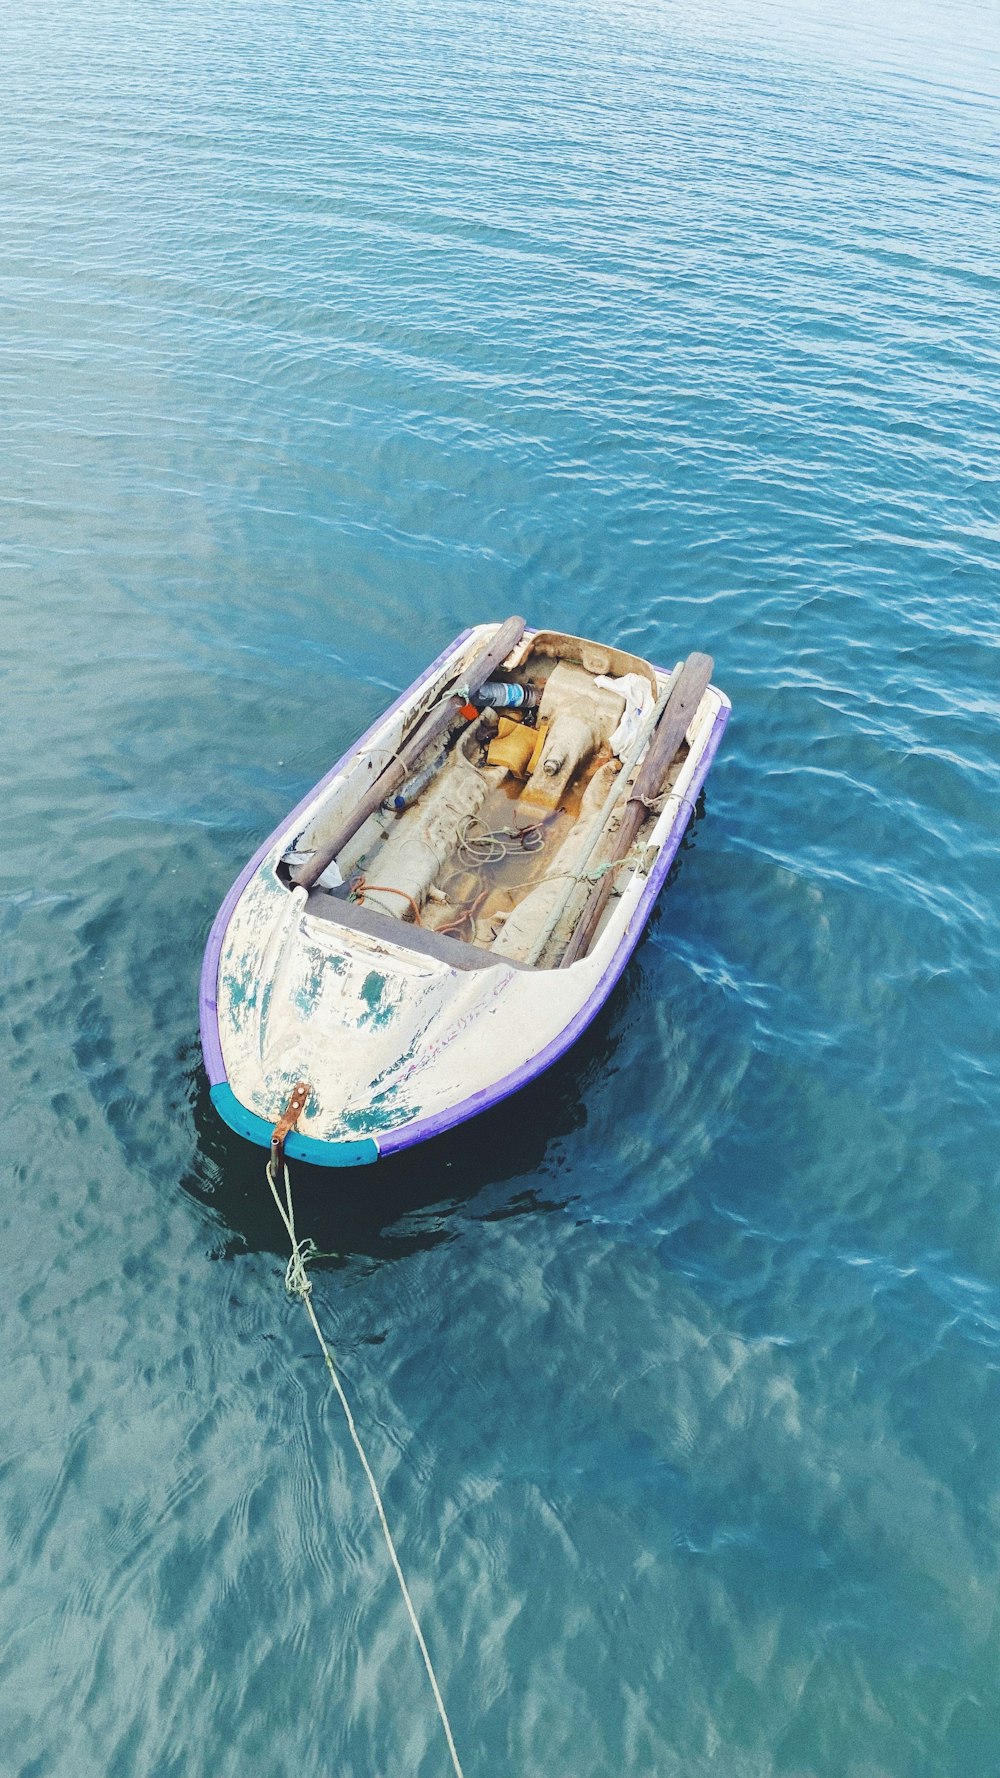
[3,0,1000,1771]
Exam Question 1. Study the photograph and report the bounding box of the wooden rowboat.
[199,619,730,1165]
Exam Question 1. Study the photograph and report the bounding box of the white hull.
[201,624,730,1165]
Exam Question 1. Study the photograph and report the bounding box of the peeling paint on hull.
[199,627,731,1167]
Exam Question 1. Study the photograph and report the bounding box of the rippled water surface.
[3,1,1000,1772]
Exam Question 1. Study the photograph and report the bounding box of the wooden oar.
[291,616,526,890]
[557,651,714,968]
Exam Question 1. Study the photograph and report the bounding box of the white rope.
[265,1156,466,1778]
[455,813,545,867]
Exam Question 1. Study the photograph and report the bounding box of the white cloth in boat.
[594,673,654,757]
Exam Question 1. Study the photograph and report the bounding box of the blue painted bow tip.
[209,1083,380,1168]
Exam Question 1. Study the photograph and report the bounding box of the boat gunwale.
[199,627,731,1165]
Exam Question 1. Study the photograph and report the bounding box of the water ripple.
[3,0,1000,1771]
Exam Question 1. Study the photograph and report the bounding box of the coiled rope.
[455,814,545,867]
[264,1152,466,1778]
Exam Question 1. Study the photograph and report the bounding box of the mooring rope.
[264,1156,466,1778]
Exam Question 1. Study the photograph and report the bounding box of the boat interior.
[277,629,696,970]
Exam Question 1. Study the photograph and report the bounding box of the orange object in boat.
[487,716,536,776]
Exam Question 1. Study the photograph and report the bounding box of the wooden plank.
[304,890,532,971]
[291,616,525,891]
[557,652,713,968]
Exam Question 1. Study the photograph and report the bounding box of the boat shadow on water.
[182,798,705,1267]
[183,969,633,1266]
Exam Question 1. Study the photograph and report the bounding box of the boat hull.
[199,627,730,1166]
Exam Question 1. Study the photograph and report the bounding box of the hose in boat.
[349,877,424,923]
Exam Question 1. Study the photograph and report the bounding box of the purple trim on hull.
[199,633,729,1165]
[198,630,474,1088]
[376,699,731,1155]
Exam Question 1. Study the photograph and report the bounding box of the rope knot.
[284,1236,317,1299]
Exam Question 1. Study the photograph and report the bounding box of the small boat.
[200,619,730,1166]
